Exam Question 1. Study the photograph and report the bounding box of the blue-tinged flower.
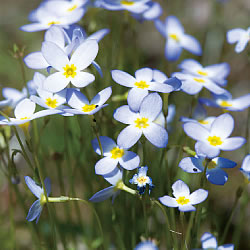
[180,104,215,130]
[114,93,168,149]
[183,113,246,158]
[227,27,250,53]
[41,39,98,92]
[63,87,112,115]
[0,87,27,108]
[155,16,202,61]
[89,168,137,203]
[172,72,226,95]
[0,98,63,127]
[98,0,150,13]
[111,68,181,112]
[130,166,154,194]
[91,136,140,175]
[132,1,162,21]
[239,154,250,183]
[29,72,68,110]
[179,156,237,185]
[20,1,85,32]
[25,176,51,223]
[199,91,250,112]
[178,59,230,86]
[197,232,234,250]
[159,180,208,212]
[135,240,158,250]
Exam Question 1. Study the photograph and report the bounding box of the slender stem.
[184,212,195,249]
[180,212,185,249]
[89,115,103,156]
[142,198,148,237]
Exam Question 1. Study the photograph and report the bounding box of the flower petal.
[127,88,148,112]
[111,70,136,88]
[179,157,203,173]
[24,176,43,199]
[71,72,95,88]
[206,168,228,185]
[242,155,250,171]
[43,72,69,93]
[89,186,116,203]
[113,105,139,125]
[181,34,202,55]
[178,204,196,212]
[183,122,209,142]
[41,41,69,71]
[189,189,208,205]
[92,136,116,156]
[15,99,36,119]
[26,200,43,222]
[210,113,234,139]
[172,180,190,198]
[201,232,218,249]
[119,151,140,170]
[95,157,118,175]
[70,39,98,70]
[117,125,142,149]
[91,87,112,106]
[220,137,246,151]
[159,195,178,207]
[165,39,182,61]
[140,93,162,121]
[24,52,49,69]
[135,68,153,82]
[143,123,168,148]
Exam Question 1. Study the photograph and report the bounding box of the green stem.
[90,115,103,156]
[180,212,185,250]
[184,212,195,249]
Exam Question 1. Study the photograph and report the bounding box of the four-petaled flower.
[113,93,168,148]
[92,136,140,175]
[227,27,250,53]
[41,39,98,92]
[155,16,202,61]
[129,166,154,194]
[183,113,246,158]
[25,176,51,223]
[179,156,237,185]
[159,180,208,212]
[198,232,234,250]
[111,67,181,112]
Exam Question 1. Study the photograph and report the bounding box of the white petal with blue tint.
[14,99,36,119]
[113,105,139,125]
[183,122,209,142]
[210,113,234,139]
[70,40,98,70]
[172,180,190,198]
[143,123,168,148]
[43,72,69,92]
[119,151,140,170]
[24,176,43,199]
[24,52,49,69]
[92,136,117,156]
[117,125,142,149]
[139,93,162,121]
[26,200,43,222]
[111,70,136,88]
[195,141,220,158]
[91,87,112,106]
[220,137,246,151]
[189,189,208,205]
[71,72,95,88]
[165,39,182,61]
[127,88,149,112]
[89,186,115,203]
[242,155,250,171]
[181,34,202,55]
[201,232,218,249]
[95,157,118,175]
[159,196,178,207]
[178,204,196,212]
[135,68,153,82]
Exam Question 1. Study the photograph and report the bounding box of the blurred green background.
[0,0,250,249]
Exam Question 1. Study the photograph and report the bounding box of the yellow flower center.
[169,33,180,42]
[82,104,97,113]
[134,80,150,89]
[207,136,223,146]
[199,120,209,125]
[47,21,61,26]
[67,4,78,12]
[176,196,190,205]
[45,98,58,108]
[220,100,232,107]
[110,147,125,159]
[40,194,47,206]
[137,176,148,185]
[121,0,134,5]
[193,78,205,83]
[134,117,149,129]
[63,64,77,78]
[197,70,208,76]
